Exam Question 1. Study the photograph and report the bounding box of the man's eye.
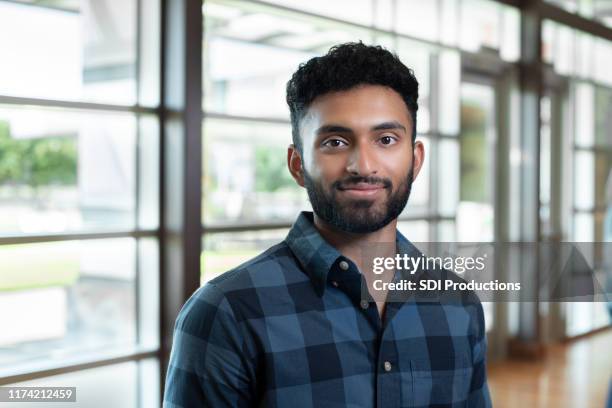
[323,139,347,148]
[380,136,397,145]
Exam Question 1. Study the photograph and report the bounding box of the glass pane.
[0,106,137,235]
[138,116,160,230]
[137,238,159,350]
[203,0,373,118]
[460,0,501,53]
[437,220,456,241]
[437,50,461,135]
[438,139,460,216]
[594,0,612,28]
[202,118,309,224]
[566,302,610,337]
[202,229,289,283]
[595,210,610,243]
[573,212,594,240]
[594,38,612,87]
[574,151,595,210]
[0,238,138,373]
[397,221,429,242]
[0,0,137,104]
[260,0,374,26]
[595,86,612,148]
[500,6,521,62]
[575,82,594,147]
[395,0,439,42]
[542,20,556,64]
[576,31,593,78]
[556,24,576,76]
[138,0,161,107]
[595,152,612,209]
[5,358,160,408]
[373,0,393,31]
[439,0,459,46]
[540,96,552,208]
[483,302,494,332]
[458,82,496,242]
[396,39,432,134]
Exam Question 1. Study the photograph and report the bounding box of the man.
[163,42,491,408]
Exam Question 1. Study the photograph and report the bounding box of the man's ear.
[411,140,425,180]
[287,144,305,187]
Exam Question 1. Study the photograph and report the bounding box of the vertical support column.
[512,0,543,356]
[160,0,203,381]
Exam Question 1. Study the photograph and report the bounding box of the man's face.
[288,85,425,233]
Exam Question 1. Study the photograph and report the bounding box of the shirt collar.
[285,211,421,297]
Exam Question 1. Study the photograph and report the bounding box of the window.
[0,1,137,104]
[0,0,160,388]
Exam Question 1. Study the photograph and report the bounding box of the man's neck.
[312,213,397,274]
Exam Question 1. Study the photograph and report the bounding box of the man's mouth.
[338,183,386,198]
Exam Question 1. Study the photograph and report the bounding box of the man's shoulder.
[176,241,301,329]
[205,240,302,292]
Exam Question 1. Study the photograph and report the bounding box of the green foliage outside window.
[254,146,296,192]
[460,104,488,203]
[0,120,77,188]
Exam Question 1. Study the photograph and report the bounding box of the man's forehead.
[300,87,412,132]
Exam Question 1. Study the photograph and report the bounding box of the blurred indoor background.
[0,0,610,407]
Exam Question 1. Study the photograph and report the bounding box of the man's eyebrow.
[315,124,354,136]
[371,121,407,133]
[315,121,407,136]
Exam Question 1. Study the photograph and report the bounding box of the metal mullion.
[0,229,157,246]
[573,206,608,213]
[539,1,612,42]
[134,0,144,359]
[0,95,158,115]
[158,0,168,401]
[203,111,292,125]
[0,349,159,386]
[515,0,544,349]
[160,0,203,386]
[573,145,612,153]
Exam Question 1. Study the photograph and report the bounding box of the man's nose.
[345,143,377,176]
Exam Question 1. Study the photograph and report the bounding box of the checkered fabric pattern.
[163,211,492,407]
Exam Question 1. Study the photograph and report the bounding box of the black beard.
[303,164,414,233]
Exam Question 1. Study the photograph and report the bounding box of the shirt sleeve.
[163,283,255,408]
[467,301,493,408]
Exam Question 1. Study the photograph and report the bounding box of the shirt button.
[383,361,392,372]
[360,300,369,309]
[331,281,339,287]
[339,260,349,270]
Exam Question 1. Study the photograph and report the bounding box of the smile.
[339,183,386,198]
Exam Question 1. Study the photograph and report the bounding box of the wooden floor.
[488,328,612,408]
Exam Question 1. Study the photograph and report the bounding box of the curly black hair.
[286,41,419,152]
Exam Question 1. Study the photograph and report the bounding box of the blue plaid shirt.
[164,211,492,407]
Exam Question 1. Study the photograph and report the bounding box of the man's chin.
[332,210,392,232]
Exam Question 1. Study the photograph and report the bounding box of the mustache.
[333,176,392,190]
